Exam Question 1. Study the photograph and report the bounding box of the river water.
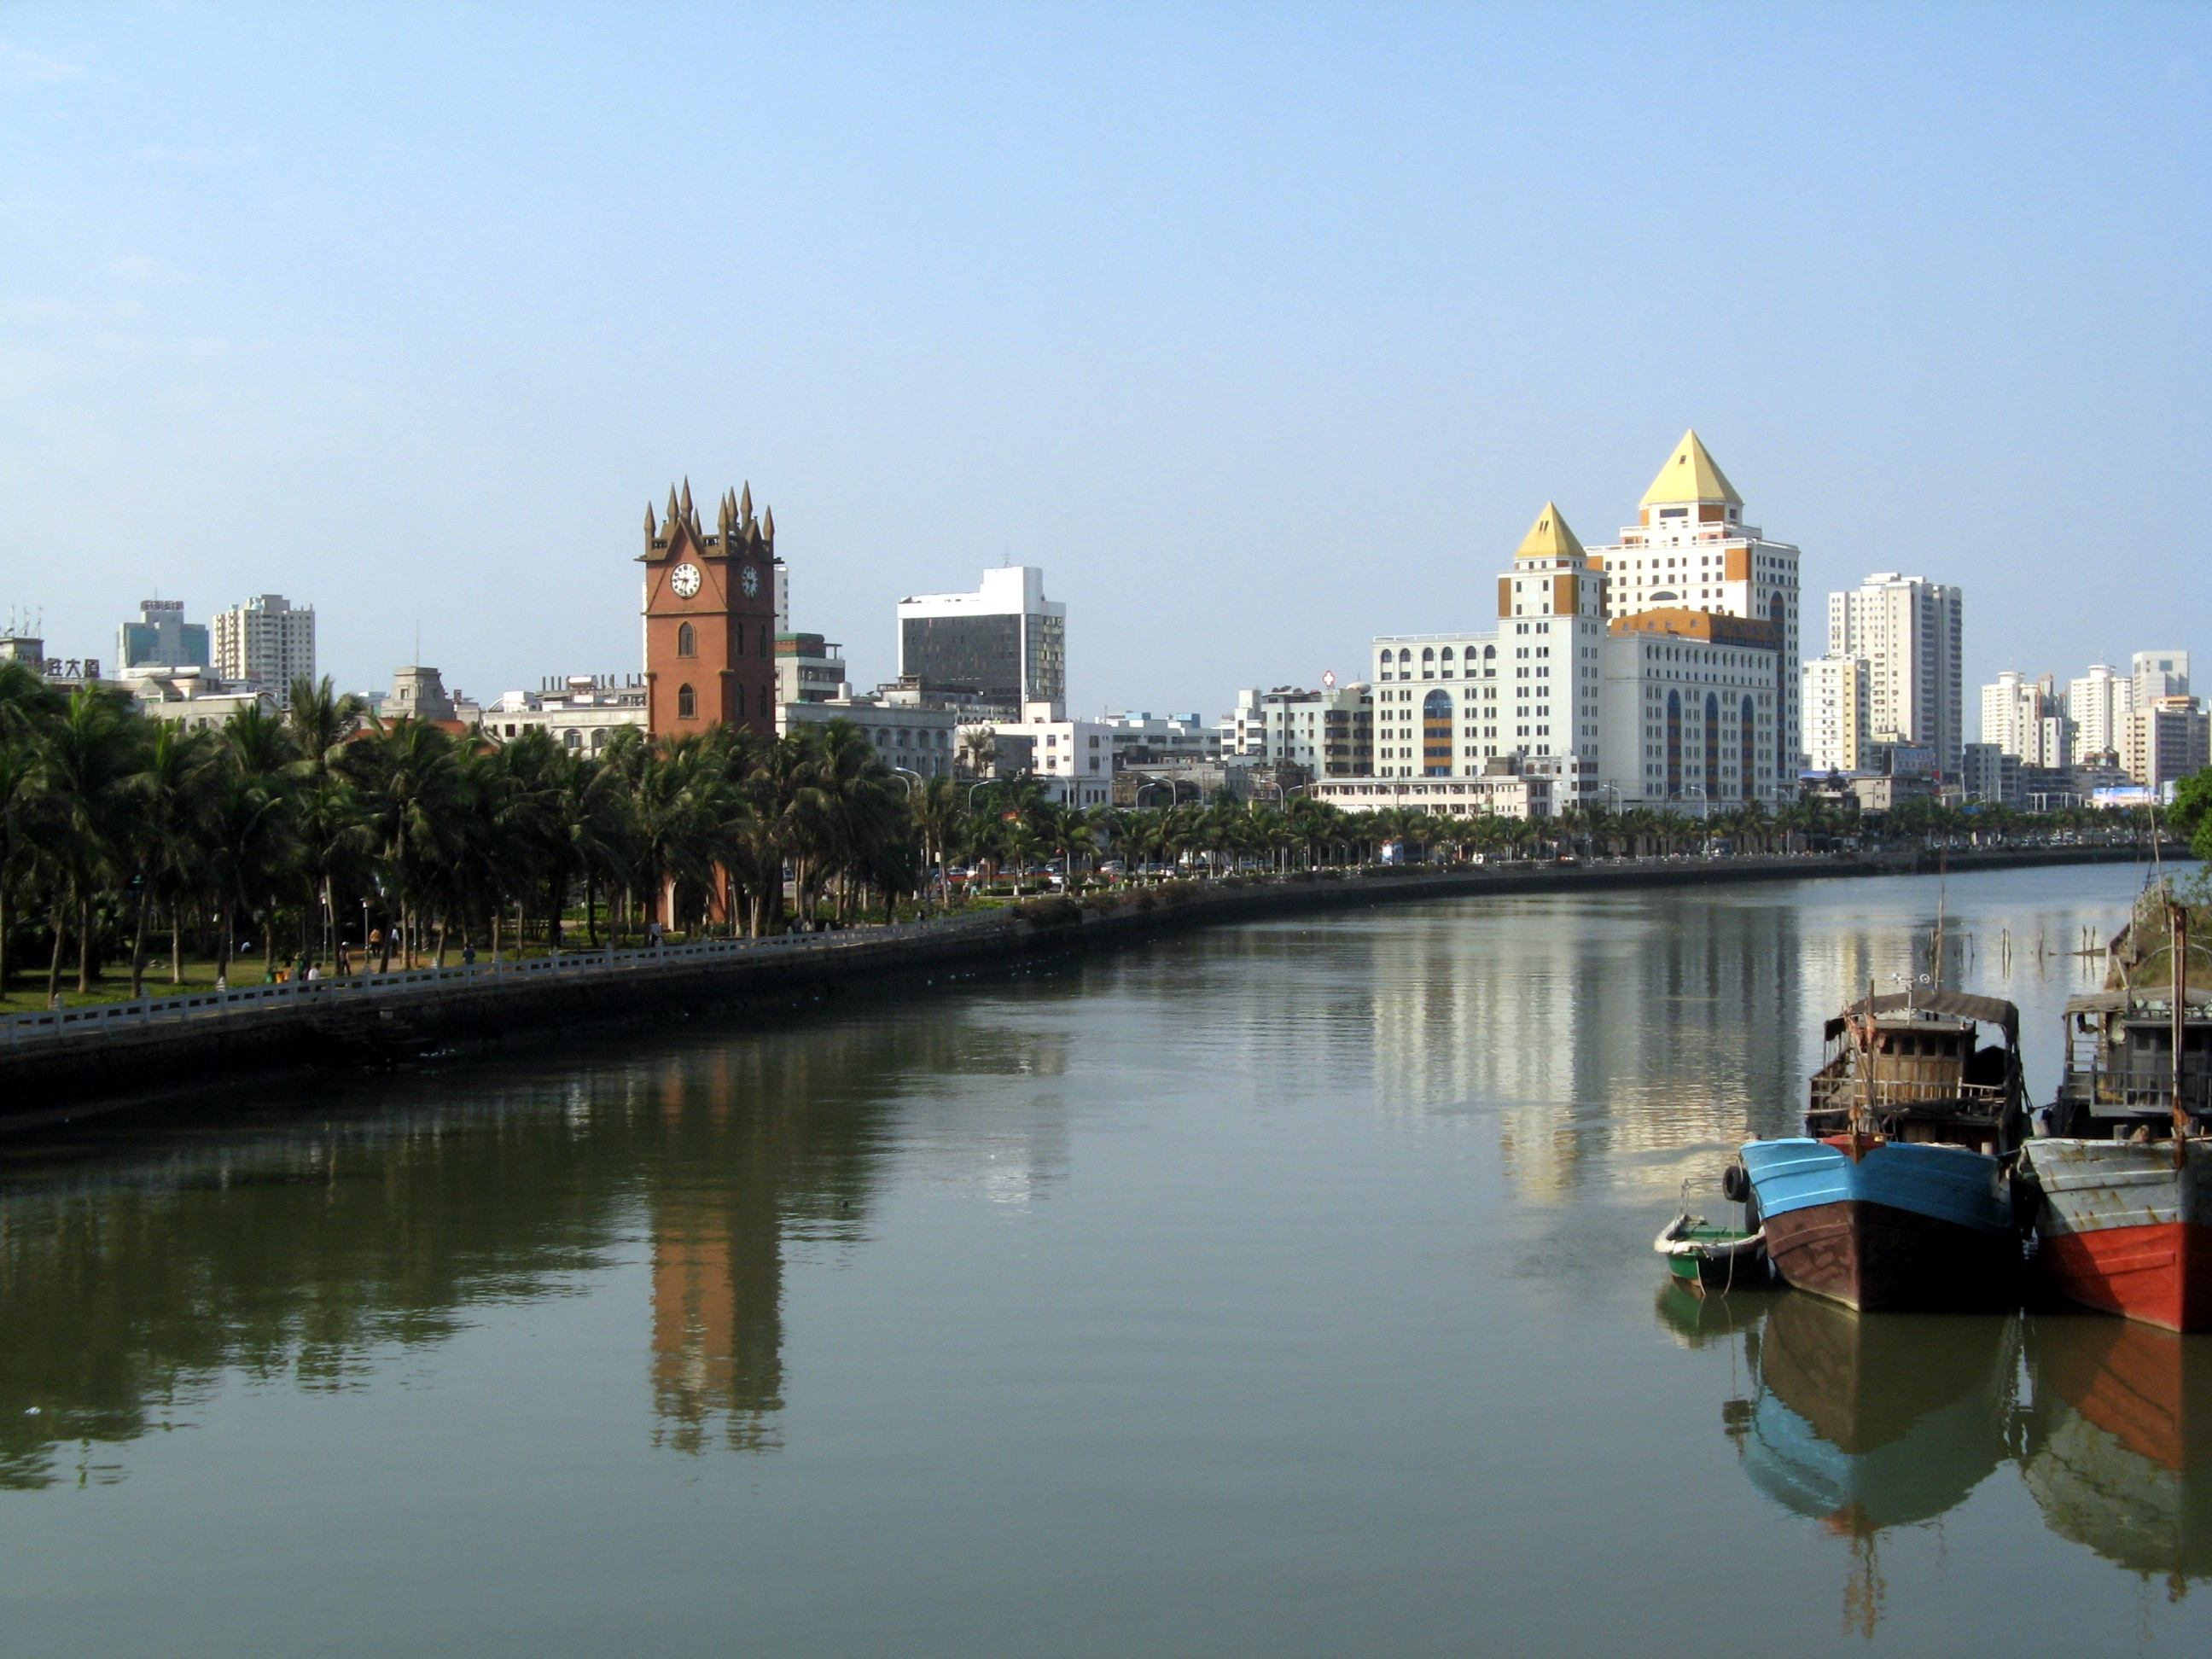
[4,861,2208,1654]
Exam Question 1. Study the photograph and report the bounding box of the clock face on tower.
[670,562,701,599]
[740,564,760,598]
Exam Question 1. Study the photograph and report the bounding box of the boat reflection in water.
[1696,1292,2017,1635]
[2021,1313,2212,1598]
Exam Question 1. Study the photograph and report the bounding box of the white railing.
[1,913,1008,1050]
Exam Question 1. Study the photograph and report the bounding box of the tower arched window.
[1422,690,1453,777]
[677,684,696,720]
[735,684,747,719]
[676,622,696,659]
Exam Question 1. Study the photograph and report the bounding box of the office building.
[1960,743,2022,807]
[776,633,848,707]
[1826,573,1964,771]
[212,593,316,707]
[115,600,210,672]
[482,676,649,754]
[2133,650,2192,706]
[781,695,958,778]
[897,566,1066,718]
[2122,696,2210,792]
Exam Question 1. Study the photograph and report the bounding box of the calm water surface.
[5,862,2208,1655]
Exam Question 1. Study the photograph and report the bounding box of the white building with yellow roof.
[1583,431,1802,793]
[1318,432,1801,821]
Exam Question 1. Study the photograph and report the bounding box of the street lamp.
[888,765,920,796]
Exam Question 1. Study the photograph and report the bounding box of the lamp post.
[1683,783,1709,855]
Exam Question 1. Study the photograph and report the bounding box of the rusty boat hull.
[1739,1138,2019,1313]
[2022,1138,2212,1333]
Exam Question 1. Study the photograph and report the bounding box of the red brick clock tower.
[641,479,779,740]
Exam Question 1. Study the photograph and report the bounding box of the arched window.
[734,684,746,719]
[676,622,696,658]
[1397,648,1412,665]
[1665,690,1682,799]
[1704,692,1721,802]
[563,730,581,750]
[677,684,696,720]
[1738,695,1755,801]
[1485,644,1497,661]
[1422,690,1453,777]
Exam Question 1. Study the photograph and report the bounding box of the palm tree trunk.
[46,900,67,1004]
[76,892,96,995]
[130,882,153,999]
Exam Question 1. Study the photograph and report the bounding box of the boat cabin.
[2048,988,2212,1137]
[1806,990,2026,1152]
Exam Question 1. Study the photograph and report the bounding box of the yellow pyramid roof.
[1639,429,1741,508]
[1515,501,1586,562]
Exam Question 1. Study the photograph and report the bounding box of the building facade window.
[677,684,696,720]
[677,622,696,658]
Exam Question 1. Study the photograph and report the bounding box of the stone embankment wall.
[3,843,2177,1126]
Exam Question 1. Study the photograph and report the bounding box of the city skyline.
[3,6,2206,714]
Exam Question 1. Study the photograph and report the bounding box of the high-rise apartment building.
[1826,573,1964,772]
[2066,663,2134,762]
[212,594,316,707]
[1802,654,1869,772]
[1586,431,1802,788]
[896,566,1066,718]
[115,600,210,672]
[1981,670,2070,768]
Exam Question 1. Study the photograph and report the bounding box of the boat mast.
[2173,898,2190,1168]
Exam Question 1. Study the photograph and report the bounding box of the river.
[3,860,2207,1654]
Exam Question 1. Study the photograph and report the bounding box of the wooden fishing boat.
[1653,1212,1768,1295]
[1736,988,2028,1312]
[2020,893,2212,1331]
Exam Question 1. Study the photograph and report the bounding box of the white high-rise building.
[2133,649,2192,706]
[2067,663,2134,762]
[895,566,1066,719]
[1827,573,1964,772]
[1803,654,1870,773]
[1980,670,2072,766]
[212,593,316,708]
[1585,431,1802,789]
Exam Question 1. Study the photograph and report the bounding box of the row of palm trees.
[0,655,2167,1006]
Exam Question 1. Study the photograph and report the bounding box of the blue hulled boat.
[1734,990,2028,1312]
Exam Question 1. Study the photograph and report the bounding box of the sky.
[2,3,2207,721]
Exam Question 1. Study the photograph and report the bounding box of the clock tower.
[641,479,780,739]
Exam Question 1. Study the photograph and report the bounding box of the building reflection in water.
[1677,1287,2212,1632]
[0,1002,1075,1486]
[1363,893,1809,1202]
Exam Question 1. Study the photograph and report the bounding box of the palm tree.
[125,721,218,995]
[957,725,998,779]
[352,719,468,969]
[285,674,367,775]
[32,686,146,998]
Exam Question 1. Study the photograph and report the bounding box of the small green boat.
[1654,1212,1770,1296]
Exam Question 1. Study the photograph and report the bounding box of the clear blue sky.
[3,3,2205,718]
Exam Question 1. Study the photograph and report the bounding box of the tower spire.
[762,504,774,544]
[1639,429,1741,508]
[738,480,754,527]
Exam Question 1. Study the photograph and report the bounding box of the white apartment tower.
[1585,432,1802,787]
[212,593,316,707]
[1981,670,2071,767]
[2067,663,2134,762]
[1827,573,1964,772]
[1802,654,1870,773]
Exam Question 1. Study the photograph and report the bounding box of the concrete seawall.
[3,842,2176,1127]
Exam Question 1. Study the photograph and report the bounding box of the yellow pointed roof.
[1515,501,1586,562]
[1639,428,1741,508]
